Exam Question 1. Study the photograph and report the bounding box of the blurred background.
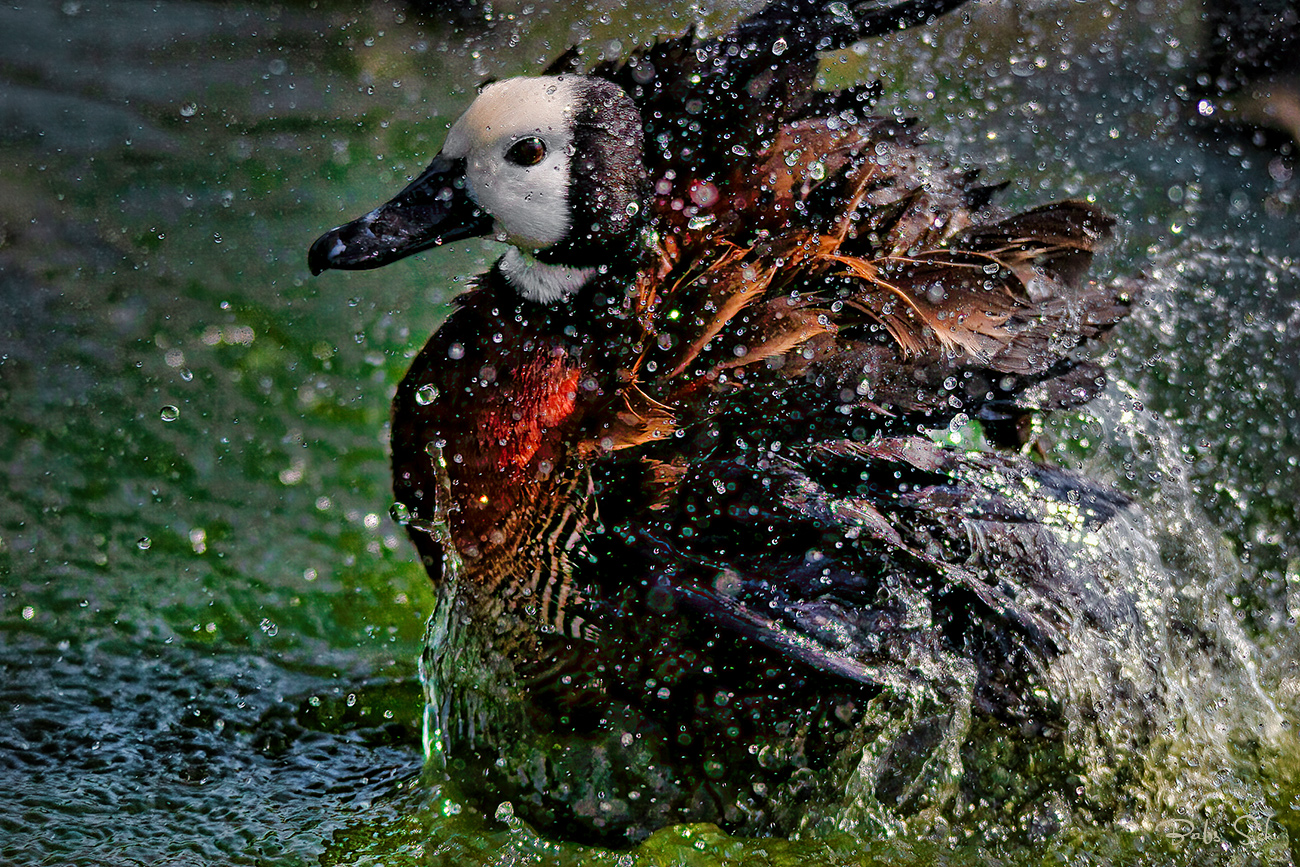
[1,0,1298,864]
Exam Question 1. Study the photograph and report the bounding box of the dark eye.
[505,137,547,167]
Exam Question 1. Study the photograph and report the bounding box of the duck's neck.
[499,248,600,304]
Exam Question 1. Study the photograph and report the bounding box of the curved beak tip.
[307,231,339,276]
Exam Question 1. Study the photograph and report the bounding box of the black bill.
[308,155,493,275]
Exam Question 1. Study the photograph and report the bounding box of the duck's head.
[308,75,646,303]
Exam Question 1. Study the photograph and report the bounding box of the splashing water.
[1023,242,1300,864]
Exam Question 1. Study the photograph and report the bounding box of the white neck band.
[499,247,598,304]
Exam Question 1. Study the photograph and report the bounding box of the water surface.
[2,0,1299,864]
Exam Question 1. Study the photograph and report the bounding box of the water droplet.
[772,37,787,56]
[689,181,719,208]
[179,102,197,118]
[389,502,412,525]
[415,384,439,405]
[160,405,180,422]
[137,537,152,550]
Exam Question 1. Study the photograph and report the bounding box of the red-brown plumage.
[391,291,598,595]
[476,347,583,476]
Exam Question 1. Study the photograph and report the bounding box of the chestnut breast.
[390,283,600,599]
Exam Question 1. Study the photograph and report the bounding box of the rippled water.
[2,0,1298,864]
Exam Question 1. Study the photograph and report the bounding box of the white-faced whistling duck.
[310,0,1140,846]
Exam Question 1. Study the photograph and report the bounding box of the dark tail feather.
[733,0,972,58]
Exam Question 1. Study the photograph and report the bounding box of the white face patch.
[441,76,583,252]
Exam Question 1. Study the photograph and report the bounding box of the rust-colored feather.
[829,253,1007,360]
[664,245,772,378]
[716,300,829,371]
[584,382,678,454]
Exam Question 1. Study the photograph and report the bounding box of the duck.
[309,0,1140,846]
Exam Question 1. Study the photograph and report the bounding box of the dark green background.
[2,0,1298,863]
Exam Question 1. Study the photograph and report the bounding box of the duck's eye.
[505,137,547,167]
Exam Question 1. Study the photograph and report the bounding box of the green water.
[2,0,1298,864]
